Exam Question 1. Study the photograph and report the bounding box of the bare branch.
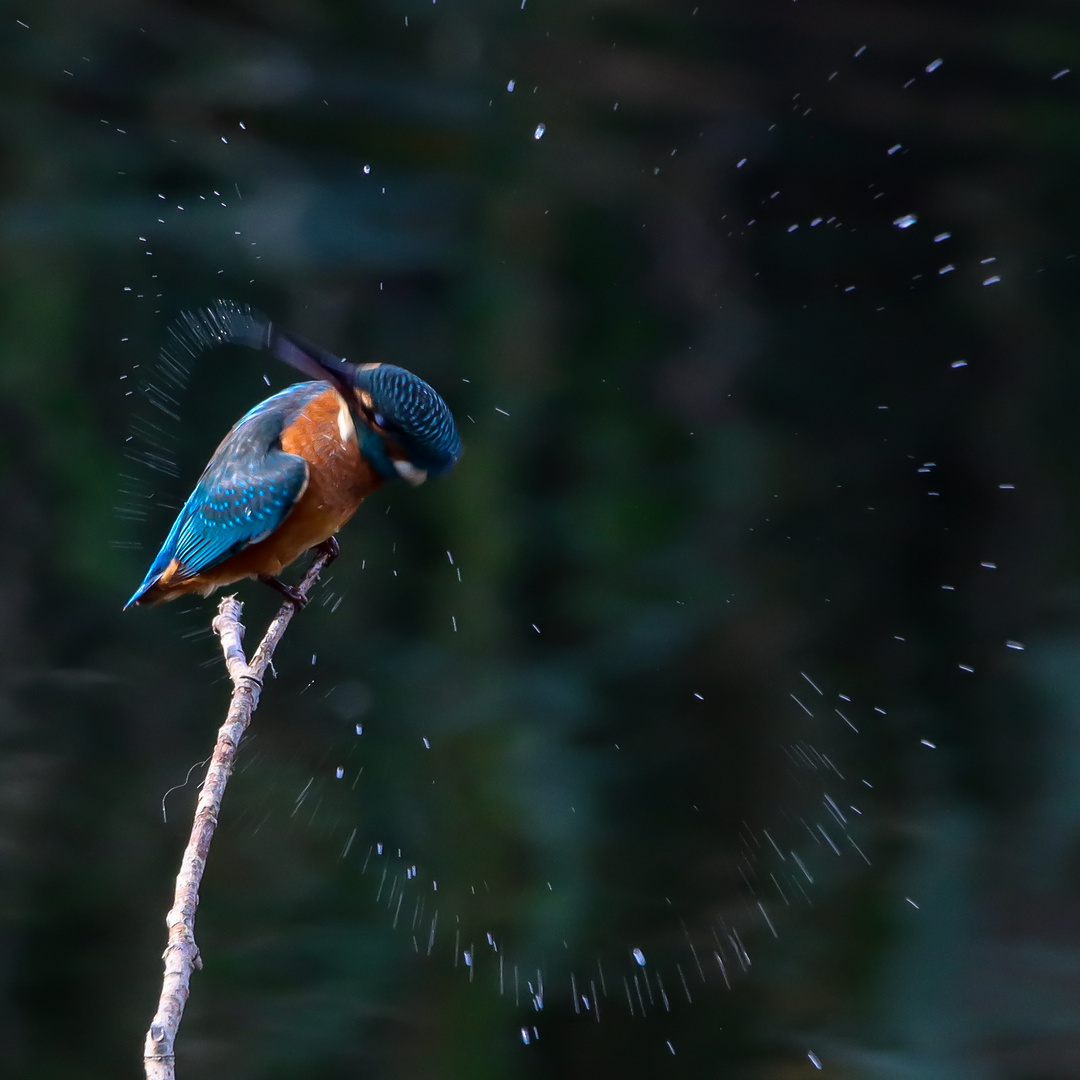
[143,551,334,1080]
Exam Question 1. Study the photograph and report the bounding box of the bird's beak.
[270,328,358,398]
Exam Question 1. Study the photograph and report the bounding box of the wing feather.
[126,384,320,605]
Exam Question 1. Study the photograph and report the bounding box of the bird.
[125,301,461,609]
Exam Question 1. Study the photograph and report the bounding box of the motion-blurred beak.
[272,329,358,398]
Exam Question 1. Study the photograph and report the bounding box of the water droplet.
[363,164,371,174]
[507,79,515,92]
[335,766,344,779]
[925,58,943,73]
[893,213,918,229]
[533,123,546,140]
[632,948,646,965]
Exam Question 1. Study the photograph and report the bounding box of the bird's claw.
[315,536,340,563]
[258,575,308,609]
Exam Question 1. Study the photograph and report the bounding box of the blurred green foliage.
[3,1,1080,1078]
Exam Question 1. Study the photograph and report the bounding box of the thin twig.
[143,552,333,1080]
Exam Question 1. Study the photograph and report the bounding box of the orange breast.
[154,386,383,601]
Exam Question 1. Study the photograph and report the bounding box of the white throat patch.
[336,395,356,444]
[393,460,428,486]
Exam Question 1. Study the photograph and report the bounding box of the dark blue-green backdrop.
[3,2,1080,1077]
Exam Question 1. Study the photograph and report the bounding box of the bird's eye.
[373,412,404,435]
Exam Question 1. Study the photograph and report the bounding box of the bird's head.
[270,330,461,484]
[349,362,461,485]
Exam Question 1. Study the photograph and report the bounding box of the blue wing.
[126,384,323,606]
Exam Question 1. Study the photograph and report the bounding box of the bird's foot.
[258,574,308,609]
[315,535,340,564]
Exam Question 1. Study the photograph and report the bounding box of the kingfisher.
[125,301,461,609]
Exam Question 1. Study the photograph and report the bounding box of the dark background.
[3,1,1080,1077]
